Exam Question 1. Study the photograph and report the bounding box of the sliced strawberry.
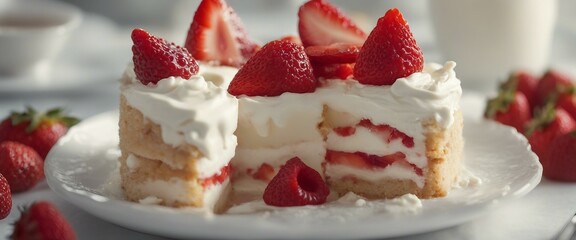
[132,28,199,85]
[0,173,10,220]
[358,119,414,148]
[298,0,366,47]
[535,70,573,106]
[314,63,354,80]
[325,150,370,169]
[526,104,576,160]
[333,126,356,136]
[279,35,303,46]
[252,163,275,182]
[200,165,230,188]
[263,157,329,207]
[228,40,316,97]
[354,8,424,86]
[185,0,259,67]
[305,43,361,64]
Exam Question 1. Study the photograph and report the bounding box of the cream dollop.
[121,63,238,166]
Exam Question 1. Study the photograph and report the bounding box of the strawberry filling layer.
[201,165,231,188]
[325,150,423,176]
[334,119,414,148]
[246,163,276,182]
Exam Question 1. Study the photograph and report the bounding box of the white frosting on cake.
[121,63,238,177]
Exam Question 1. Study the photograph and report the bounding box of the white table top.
[1,1,576,239]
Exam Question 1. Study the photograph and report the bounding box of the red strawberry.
[484,79,532,133]
[228,40,316,97]
[185,0,259,67]
[557,87,576,120]
[543,131,576,181]
[358,119,415,148]
[263,157,329,207]
[0,141,44,193]
[314,63,354,80]
[0,173,11,220]
[354,8,424,86]
[298,0,366,47]
[513,71,538,108]
[305,43,361,64]
[12,201,75,240]
[279,35,303,46]
[526,104,576,160]
[0,107,79,159]
[252,163,275,182]
[326,150,370,169]
[132,28,199,86]
[535,70,573,106]
[325,150,422,175]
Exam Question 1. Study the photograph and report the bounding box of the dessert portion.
[118,29,238,211]
[227,40,324,195]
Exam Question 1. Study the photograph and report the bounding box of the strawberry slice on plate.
[354,8,424,86]
[298,0,366,47]
[185,0,259,67]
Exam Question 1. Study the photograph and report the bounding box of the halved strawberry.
[298,0,366,47]
[325,150,370,169]
[358,119,414,148]
[354,8,424,86]
[313,63,354,80]
[185,0,259,67]
[228,40,316,97]
[278,35,303,46]
[263,157,329,207]
[132,28,199,85]
[305,43,361,64]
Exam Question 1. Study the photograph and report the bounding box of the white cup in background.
[429,0,557,92]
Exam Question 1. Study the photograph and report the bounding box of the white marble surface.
[1,0,576,239]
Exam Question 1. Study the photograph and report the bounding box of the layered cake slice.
[319,8,463,199]
[119,28,238,211]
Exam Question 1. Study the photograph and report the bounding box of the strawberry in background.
[0,173,11,219]
[0,106,79,160]
[484,74,532,133]
[12,201,76,240]
[535,70,573,107]
[543,131,576,181]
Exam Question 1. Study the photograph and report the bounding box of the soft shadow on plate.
[45,110,541,239]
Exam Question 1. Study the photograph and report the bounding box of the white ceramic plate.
[45,111,541,239]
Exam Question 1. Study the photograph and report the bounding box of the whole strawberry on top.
[354,8,424,86]
[132,28,199,86]
[484,74,532,133]
[185,0,259,67]
[298,0,366,47]
[0,141,44,193]
[228,40,316,97]
[0,106,79,159]
[543,131,576,181]
[0,173,11,220]
[12,201,76,240]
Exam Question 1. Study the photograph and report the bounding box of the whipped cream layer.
[236,92,325,148]
[321,61,461,169]
[121,63,238,177]
[326,162,424,188]
[135,178,229,210]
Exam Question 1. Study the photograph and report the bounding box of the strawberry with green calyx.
[513,71,538,109]
[484,76,531,133]
[543,131,576,181]
[525,101,576,160]
[12,201,76,240]
[0,106,79,159]
[0,173,11,219]
[535,69,573,107]
[557,85,576,121]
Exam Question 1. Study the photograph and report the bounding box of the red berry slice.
[305,43,361,64]
[228,40,316,97]
[200,165,230,188]
[298,0,366,47]
[132,28,199,85]
[185,0,259,67]
[263,157,329,207]
[313,63,354,80]
[325,150,423,176]
[354,8,424,86]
